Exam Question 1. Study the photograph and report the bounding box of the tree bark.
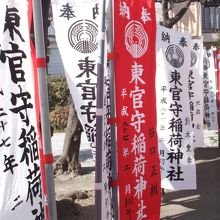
[55,98,83,175]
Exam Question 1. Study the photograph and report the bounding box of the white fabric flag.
[98,8,112,219]
[203,48,218,130]
[102,63,113,220]
[52,0,113,218]
[189,38,204,148]
[52,0,99,157]
[0,1,45,219]
[156,25,196,190]
[0,1,7,43]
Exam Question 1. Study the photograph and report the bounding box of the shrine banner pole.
[95,0,106,219]
[107,0,119,219]
[216,49,220,148]
[32,1,57,219]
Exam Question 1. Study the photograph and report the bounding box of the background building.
[202,1,220,47]
[47,22,65,75]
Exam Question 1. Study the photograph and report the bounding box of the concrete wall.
[47,37,65,75]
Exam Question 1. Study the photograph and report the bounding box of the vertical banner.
[189,39,204,148]
[203,48,218,130]
[114,1,161,219]
[101,64,113,219]
[52,0,99,157]
[0,2,7,43]
[0,0,46,219]
[52,0,113,218]
[156,25,196,190]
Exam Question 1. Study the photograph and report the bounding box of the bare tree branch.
[161,0,193,28]
[170,0,192,27]
[159,0,216,29]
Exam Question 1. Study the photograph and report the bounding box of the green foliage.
[48,75,70,112]
[49,105,69,131]
[214,32,220,49]
[48,75,70,132]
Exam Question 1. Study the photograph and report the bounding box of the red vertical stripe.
[114,1,161,219]
[28,1,49,219]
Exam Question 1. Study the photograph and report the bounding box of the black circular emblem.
[190,51,197,67]
[203,57,210,70]
[68,19,98,54]
[165,44,184,68]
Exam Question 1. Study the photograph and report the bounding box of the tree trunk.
[55,98,83,175]
[42,1,84,176]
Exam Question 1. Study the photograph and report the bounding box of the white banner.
[203,48,218,130]
[52,0,99,157]
[0,1,45,219]
[189,39,204,148]
[102,64,113,220]
[52,0,113,218]
[156,25,196,190]
[0,1,7,43]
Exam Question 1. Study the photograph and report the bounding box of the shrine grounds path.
[52,132,220,220]
[161,147,220,220]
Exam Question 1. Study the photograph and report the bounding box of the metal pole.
[32,1,57,220]
[95,0,106,219]
[107,0,118,219]
[216,49,220,148]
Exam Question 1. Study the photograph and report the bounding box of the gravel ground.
[52,132,95,220]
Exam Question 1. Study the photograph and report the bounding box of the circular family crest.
[125,20,148,58]
[203,57,210,70]
[68,19,98,54]
[190,51,197,67]
[165,44,184,68]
